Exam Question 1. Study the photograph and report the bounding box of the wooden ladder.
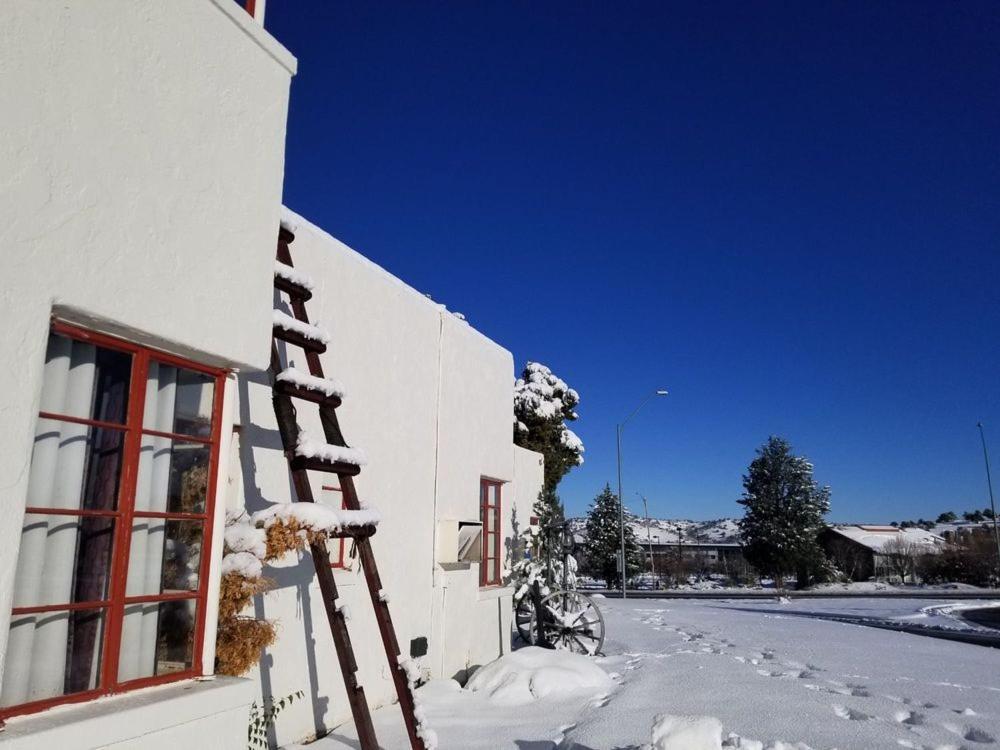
[268,223,426,750]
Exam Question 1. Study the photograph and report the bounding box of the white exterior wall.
[0,0,295,743]
[239,213,543,746]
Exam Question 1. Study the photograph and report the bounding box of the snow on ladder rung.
[277,367,345,399]
[272,309,330,344]
[295,430,368,467]
[274,261,316,292]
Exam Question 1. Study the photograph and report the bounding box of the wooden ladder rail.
[272,226,426,750]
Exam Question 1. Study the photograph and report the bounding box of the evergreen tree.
[514,363,584,495]
[936,511,958,523]
[583,484,642,588]
[737,436,831,589]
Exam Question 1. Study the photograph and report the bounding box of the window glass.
[119,599,196,682]
[124,519,203,597]
[27,422,125,511]
[12,514,114,608]
[37,333,131,424]
[142,362,214,438]
[134,436,210,514]
[0,608,105,707]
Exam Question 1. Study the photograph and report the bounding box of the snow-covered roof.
[827,524,945,552]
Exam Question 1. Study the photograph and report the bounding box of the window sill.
[477,585,514,602]
[0,676,254,748]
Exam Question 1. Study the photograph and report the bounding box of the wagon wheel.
[514,594,536,643]
[529,590,605,655]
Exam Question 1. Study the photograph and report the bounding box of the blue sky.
[268,2,1000,523]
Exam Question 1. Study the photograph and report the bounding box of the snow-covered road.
[305,597,1000,749]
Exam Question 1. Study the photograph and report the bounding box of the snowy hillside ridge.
[570,516,741,545]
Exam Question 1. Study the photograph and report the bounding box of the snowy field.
[303,597,1000,750]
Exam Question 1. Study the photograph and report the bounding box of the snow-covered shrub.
[513,362,584,495]
[466,646,611,705]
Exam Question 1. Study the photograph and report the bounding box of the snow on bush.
[513,362,584,469]
[648,714,725,750]
[466,646,611,706]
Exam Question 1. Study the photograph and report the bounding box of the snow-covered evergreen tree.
[737,436,831,589]
[583,484,642,588]
[514,362,584,499]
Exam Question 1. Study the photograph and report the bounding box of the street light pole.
[616,389,668,599]
[640,493,656,585]
[977,422,1000,583]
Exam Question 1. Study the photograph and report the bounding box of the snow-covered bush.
[466,646,611,705]
[513,362,584,496]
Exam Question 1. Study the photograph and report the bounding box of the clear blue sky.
[268,2,1000,524]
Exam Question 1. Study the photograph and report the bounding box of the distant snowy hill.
[569,516,740,545]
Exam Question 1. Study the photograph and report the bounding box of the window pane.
[0,608,106,707]
[38,333,131,424]
[135,435,210,514]
[118,599,196,682]
[27,421,124,511]
[12,514,115,608]
[125,519,203,597]
[143,362,214,438]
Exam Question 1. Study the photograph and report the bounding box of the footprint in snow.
[894,710,927,727]
[943,723,996,744]
[832,704,875,721]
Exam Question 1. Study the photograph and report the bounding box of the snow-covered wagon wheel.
[514,594,536,644]
[528,590,605,656]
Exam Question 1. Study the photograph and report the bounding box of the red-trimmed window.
[0,322,226,719]
[322,485,347,569]
[479,478,502,586]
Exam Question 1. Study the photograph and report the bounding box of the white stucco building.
[0,2,543,747]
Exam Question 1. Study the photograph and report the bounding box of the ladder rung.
[290,454,362,476]
[329,524,378,540]
[274,379,343,409]
[274,274,313,301]
[273,325,328,354]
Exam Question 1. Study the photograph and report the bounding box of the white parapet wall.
[238,209,544,746]
[0,0,294,735]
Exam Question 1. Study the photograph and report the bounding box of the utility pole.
[639,493,656,586]
[616,389,668,598]
[977,422,1000,584]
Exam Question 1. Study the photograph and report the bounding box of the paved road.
[592,589,1000,600]
[589,591,1000,647]
[962,605,1000,631]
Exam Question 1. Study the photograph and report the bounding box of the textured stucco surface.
[238,211,543,746]
[0,0,293,704]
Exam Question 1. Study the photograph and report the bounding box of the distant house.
[930,521,995,544]
[820,525,945,582]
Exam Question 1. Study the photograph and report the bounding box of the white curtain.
[2,336,95,706]
[117,362,176,682]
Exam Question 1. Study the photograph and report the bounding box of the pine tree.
[513,363,584,495]
[737,436,831,589]
[584,484,642,588]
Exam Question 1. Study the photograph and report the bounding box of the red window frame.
[1,321,228,720]
[479,478,502,587]
[321,485,347,569]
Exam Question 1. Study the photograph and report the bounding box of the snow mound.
[649,714,724,750]
[465,646,611,706]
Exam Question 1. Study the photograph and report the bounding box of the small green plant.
[248,690,304,749]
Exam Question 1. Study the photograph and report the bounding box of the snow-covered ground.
[301,598,1000,750]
